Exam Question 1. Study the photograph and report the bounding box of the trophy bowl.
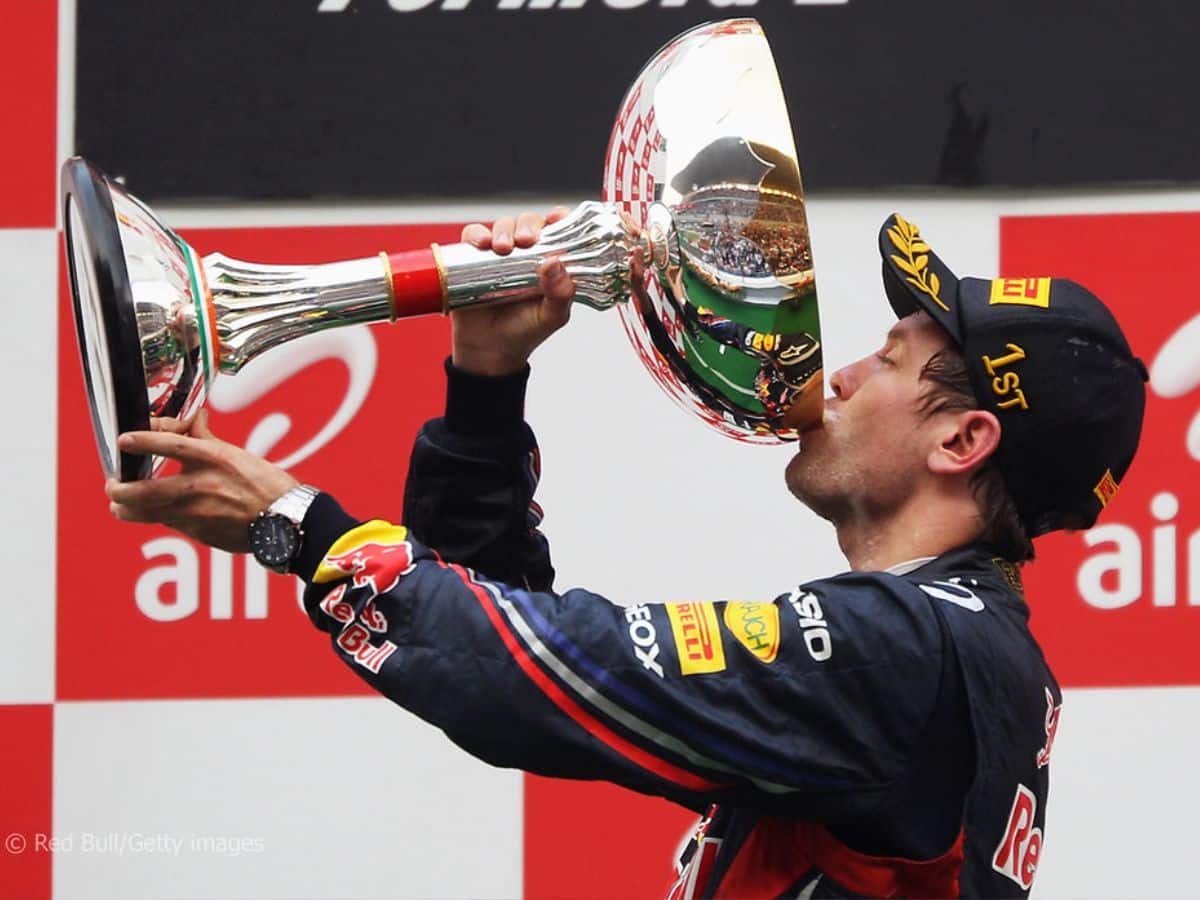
[62,17,823,481]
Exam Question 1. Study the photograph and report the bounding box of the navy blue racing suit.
[293,361,1061,899]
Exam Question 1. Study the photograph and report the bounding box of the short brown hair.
[917,347,1035,564]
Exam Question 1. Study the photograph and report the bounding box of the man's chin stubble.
[784,455,843,524]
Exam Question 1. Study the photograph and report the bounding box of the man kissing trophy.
[63,18,1145,899]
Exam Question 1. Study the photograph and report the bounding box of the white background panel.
[53,697,522,900]
[0,228,58,703]
[1035,686,1200,899]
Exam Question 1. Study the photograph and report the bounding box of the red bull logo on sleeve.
[315,521,417,596]
[316,575,400,674]
[992,784,1042,890]
[1036,687,1061,769]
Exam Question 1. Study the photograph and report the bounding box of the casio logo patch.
[785,589,832,662]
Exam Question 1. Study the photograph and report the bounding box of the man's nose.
[828,363,858,400]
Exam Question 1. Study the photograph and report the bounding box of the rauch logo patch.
[722,601,780,664]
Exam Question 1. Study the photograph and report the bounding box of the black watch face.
[249,514,299,568]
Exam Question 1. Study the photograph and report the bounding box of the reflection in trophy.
[62,17,823,481]
[631,133,822,434]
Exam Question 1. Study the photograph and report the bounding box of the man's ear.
[928,409,1001,476]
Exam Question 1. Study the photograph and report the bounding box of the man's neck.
[835,497,983,572]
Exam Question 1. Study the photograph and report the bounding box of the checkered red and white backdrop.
[4,4,1200,898]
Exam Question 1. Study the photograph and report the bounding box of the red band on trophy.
[387,248,446,319]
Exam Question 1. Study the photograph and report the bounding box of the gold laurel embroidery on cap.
[887,215,949,312]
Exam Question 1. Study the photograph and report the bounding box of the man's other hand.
[452,207,576,376]
[105,410,298,553]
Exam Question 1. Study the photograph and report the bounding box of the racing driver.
[106,210,1147,898]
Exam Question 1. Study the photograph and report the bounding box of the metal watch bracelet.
[267,484,320,527]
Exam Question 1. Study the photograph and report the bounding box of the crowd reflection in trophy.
[681,194,814,286]
[628,137,822,436]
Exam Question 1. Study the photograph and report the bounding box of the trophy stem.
[209,201,653,373]
[208,254,397,373]
[440,201,644,313]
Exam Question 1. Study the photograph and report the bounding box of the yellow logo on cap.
[886,215,949,312]
[989,278,1052,309]
[1093,469,1120,507]
[666,602,727,675]
[722,601,780,664]
[981,342,1030,412]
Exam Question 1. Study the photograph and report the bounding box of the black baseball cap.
[878,213,1148,537]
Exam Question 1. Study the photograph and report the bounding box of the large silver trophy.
[62,18,823,481]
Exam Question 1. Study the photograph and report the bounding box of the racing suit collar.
[885,557,937,576]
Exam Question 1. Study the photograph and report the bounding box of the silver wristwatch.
[268,484,321,524]
[248,484,321,574]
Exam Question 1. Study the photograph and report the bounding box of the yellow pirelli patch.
[1093,469,1120,508]
[666,602,727,675]
[989,277,1052,309]
[722,601,780,664]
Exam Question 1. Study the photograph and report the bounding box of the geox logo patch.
[1093,468,1120,507]
[666,603,727,675]
[989,277,1052,309]
[722,601,780,664]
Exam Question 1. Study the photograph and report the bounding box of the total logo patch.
[665,603,727,676]
[721,601,780,664]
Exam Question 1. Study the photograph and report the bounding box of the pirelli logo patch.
[722,601,780,664]
[990,277,1052,309]
[666,602,727,675]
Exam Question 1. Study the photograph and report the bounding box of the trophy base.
[62,158,152,482]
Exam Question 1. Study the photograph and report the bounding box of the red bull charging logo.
[315,522,417,596]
